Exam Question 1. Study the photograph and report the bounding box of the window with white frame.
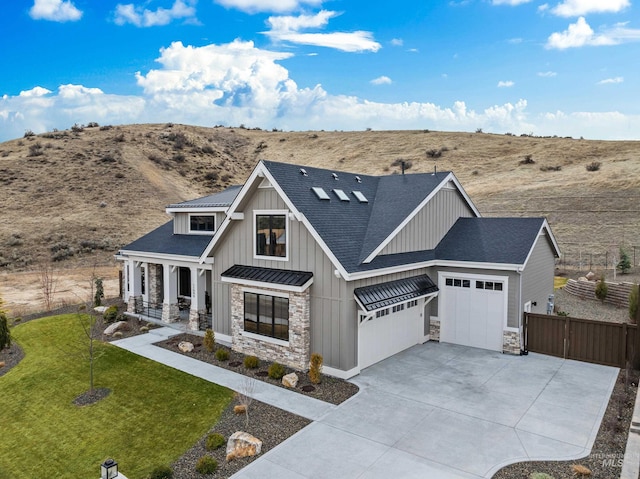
[255,213,287,258]
[244,292,289,341]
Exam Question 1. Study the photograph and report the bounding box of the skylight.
[312,187,330,200]
[333,189,350,201]
[353,190,368,203]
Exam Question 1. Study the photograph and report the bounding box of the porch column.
[188,266,206,331]
[127,261,143,313]
[162,265,179,323]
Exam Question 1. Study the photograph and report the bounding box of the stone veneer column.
[230,284,311,371]
[147,264,163,306]
[502,330,521,355]
[429,319,441,341]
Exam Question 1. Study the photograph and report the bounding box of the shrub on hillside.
[586,161,601,172]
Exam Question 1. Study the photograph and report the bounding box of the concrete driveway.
[231,342,618,479]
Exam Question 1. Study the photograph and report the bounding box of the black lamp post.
[101,458,118,479]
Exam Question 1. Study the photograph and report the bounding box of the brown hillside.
[1,123,639,275]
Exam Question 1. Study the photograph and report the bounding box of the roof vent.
[355,176,361,183]
[333,189,350,201]
[331,173,339,180]
[300,168,308,176]
[312,187,330,200]
[353,190,368,203]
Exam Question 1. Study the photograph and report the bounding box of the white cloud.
[551,0,630,17]
[390,38,403,47]
[408,48,419,53]
[29,0,82,22]
[215,0,322,14]
[537,71,557,77]
[546,17,617,49]
[265,10,381,52]
[2,40,640,141]
[491,0,532,5]
[498,80,515,87]
[371,76,392,85]
[538,3,549,12]
[598,76,624,84]
[114,0,197,27]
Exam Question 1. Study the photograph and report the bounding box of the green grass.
[0,314,233,479]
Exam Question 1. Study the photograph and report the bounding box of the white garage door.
[439,274,506,351]
[359,301,422,369]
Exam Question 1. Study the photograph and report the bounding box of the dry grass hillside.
[1,123,639,279]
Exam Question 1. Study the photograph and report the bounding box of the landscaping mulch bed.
[155,333,360,406]
[0,342,24,378]
[171,399,311,479]
[493,368,638,479]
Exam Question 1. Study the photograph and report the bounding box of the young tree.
[0,297,11,351]
[618,248,632,274]
[94,277,104,307]
[39,261,57,311]
[595,277,608,303]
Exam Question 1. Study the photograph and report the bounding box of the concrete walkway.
[111,327,334,421]
[112,331,619,479]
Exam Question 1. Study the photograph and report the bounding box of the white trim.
[223,275,313,293]
[363,172,481,264]
[165,206,227,214]
[187,213,216,235]
[118,250,207,266]
[240,330,289,347]
[322,364,360,380]
[240,285,291,298]
[521,219,561,270]
[253,209,290,262]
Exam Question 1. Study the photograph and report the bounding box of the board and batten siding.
[173,212,221,234]
[521,233,556,316]
[210,187,357,371]
[430,266,521,328]
[379,187,475,256]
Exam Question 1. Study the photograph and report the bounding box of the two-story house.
[117,160,559,378]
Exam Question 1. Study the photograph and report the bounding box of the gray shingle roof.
[435,217,547,264]
[168,185,242,209]
[221,265,313,287]
[354,274,439,311]
[262,161,451,273]
[121,221,212,257]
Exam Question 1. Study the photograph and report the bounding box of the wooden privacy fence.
[524,312,638,369]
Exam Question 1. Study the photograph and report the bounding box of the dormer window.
[190,215,215,233]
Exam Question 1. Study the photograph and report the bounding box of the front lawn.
[0,314,233,479]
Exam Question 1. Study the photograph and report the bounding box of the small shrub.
[114,133,126,142]
[475,127,483,133]
[595,277,608,303]
[204,171,219,182]
[540,165,562,172]
[205,433,225,451]
[268,362,286,380]
[24,129,35,138]
[195,456,218,474]
[203,329,215,353]
[630,285,639,323]
[519,155,535,165]
[586,161,601,172]
[0,309,11,352]
[215,348,229,361]
[244,355,259,369]
[148,465,173,479]
[27,142,44,157]
[104,305,118,323]
[86,122,100,128]
[172,153,186,163]
[71,123,84,133]
[309,352,323,384]
[426,148,442,158]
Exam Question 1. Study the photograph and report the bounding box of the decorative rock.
[586,271,596,281]
[0,361,5,369]
[578,277,588,282]
[233,405,246,415]
[226,431,262,462]
[178,341,194,353]
[103,321,128,336]
[94,306,107,313]
[282,372,299,388]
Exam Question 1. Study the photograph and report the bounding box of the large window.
[255,214,286,258]
[244,292,289,341]
[190,215,215,232]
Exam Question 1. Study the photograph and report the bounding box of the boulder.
[103,321,128,336]
[586,271,596,281]
[282,372,299,388]
[94,306,107,314]
[226,431,262,462]
[178,341,194,353]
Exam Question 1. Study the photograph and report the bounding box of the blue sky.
[1,0,639,141]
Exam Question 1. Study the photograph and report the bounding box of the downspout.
[517,267,526,355]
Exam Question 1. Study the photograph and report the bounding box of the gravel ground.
[553,287,630,323]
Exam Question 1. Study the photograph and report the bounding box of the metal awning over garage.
[354,274,439,312]
[221,264,313,292]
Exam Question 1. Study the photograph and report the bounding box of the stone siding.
[162,303,179,323]
[230,284,311,371]
[429,318,441,341]
[127,295,142,314]
[502,330,521,355]
[147,264,163,305]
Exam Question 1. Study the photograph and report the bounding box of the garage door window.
[476,281,503,291]
[445,278,471,288]
[376,308,390,318]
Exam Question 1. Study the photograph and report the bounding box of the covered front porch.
[121,258,213,332]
